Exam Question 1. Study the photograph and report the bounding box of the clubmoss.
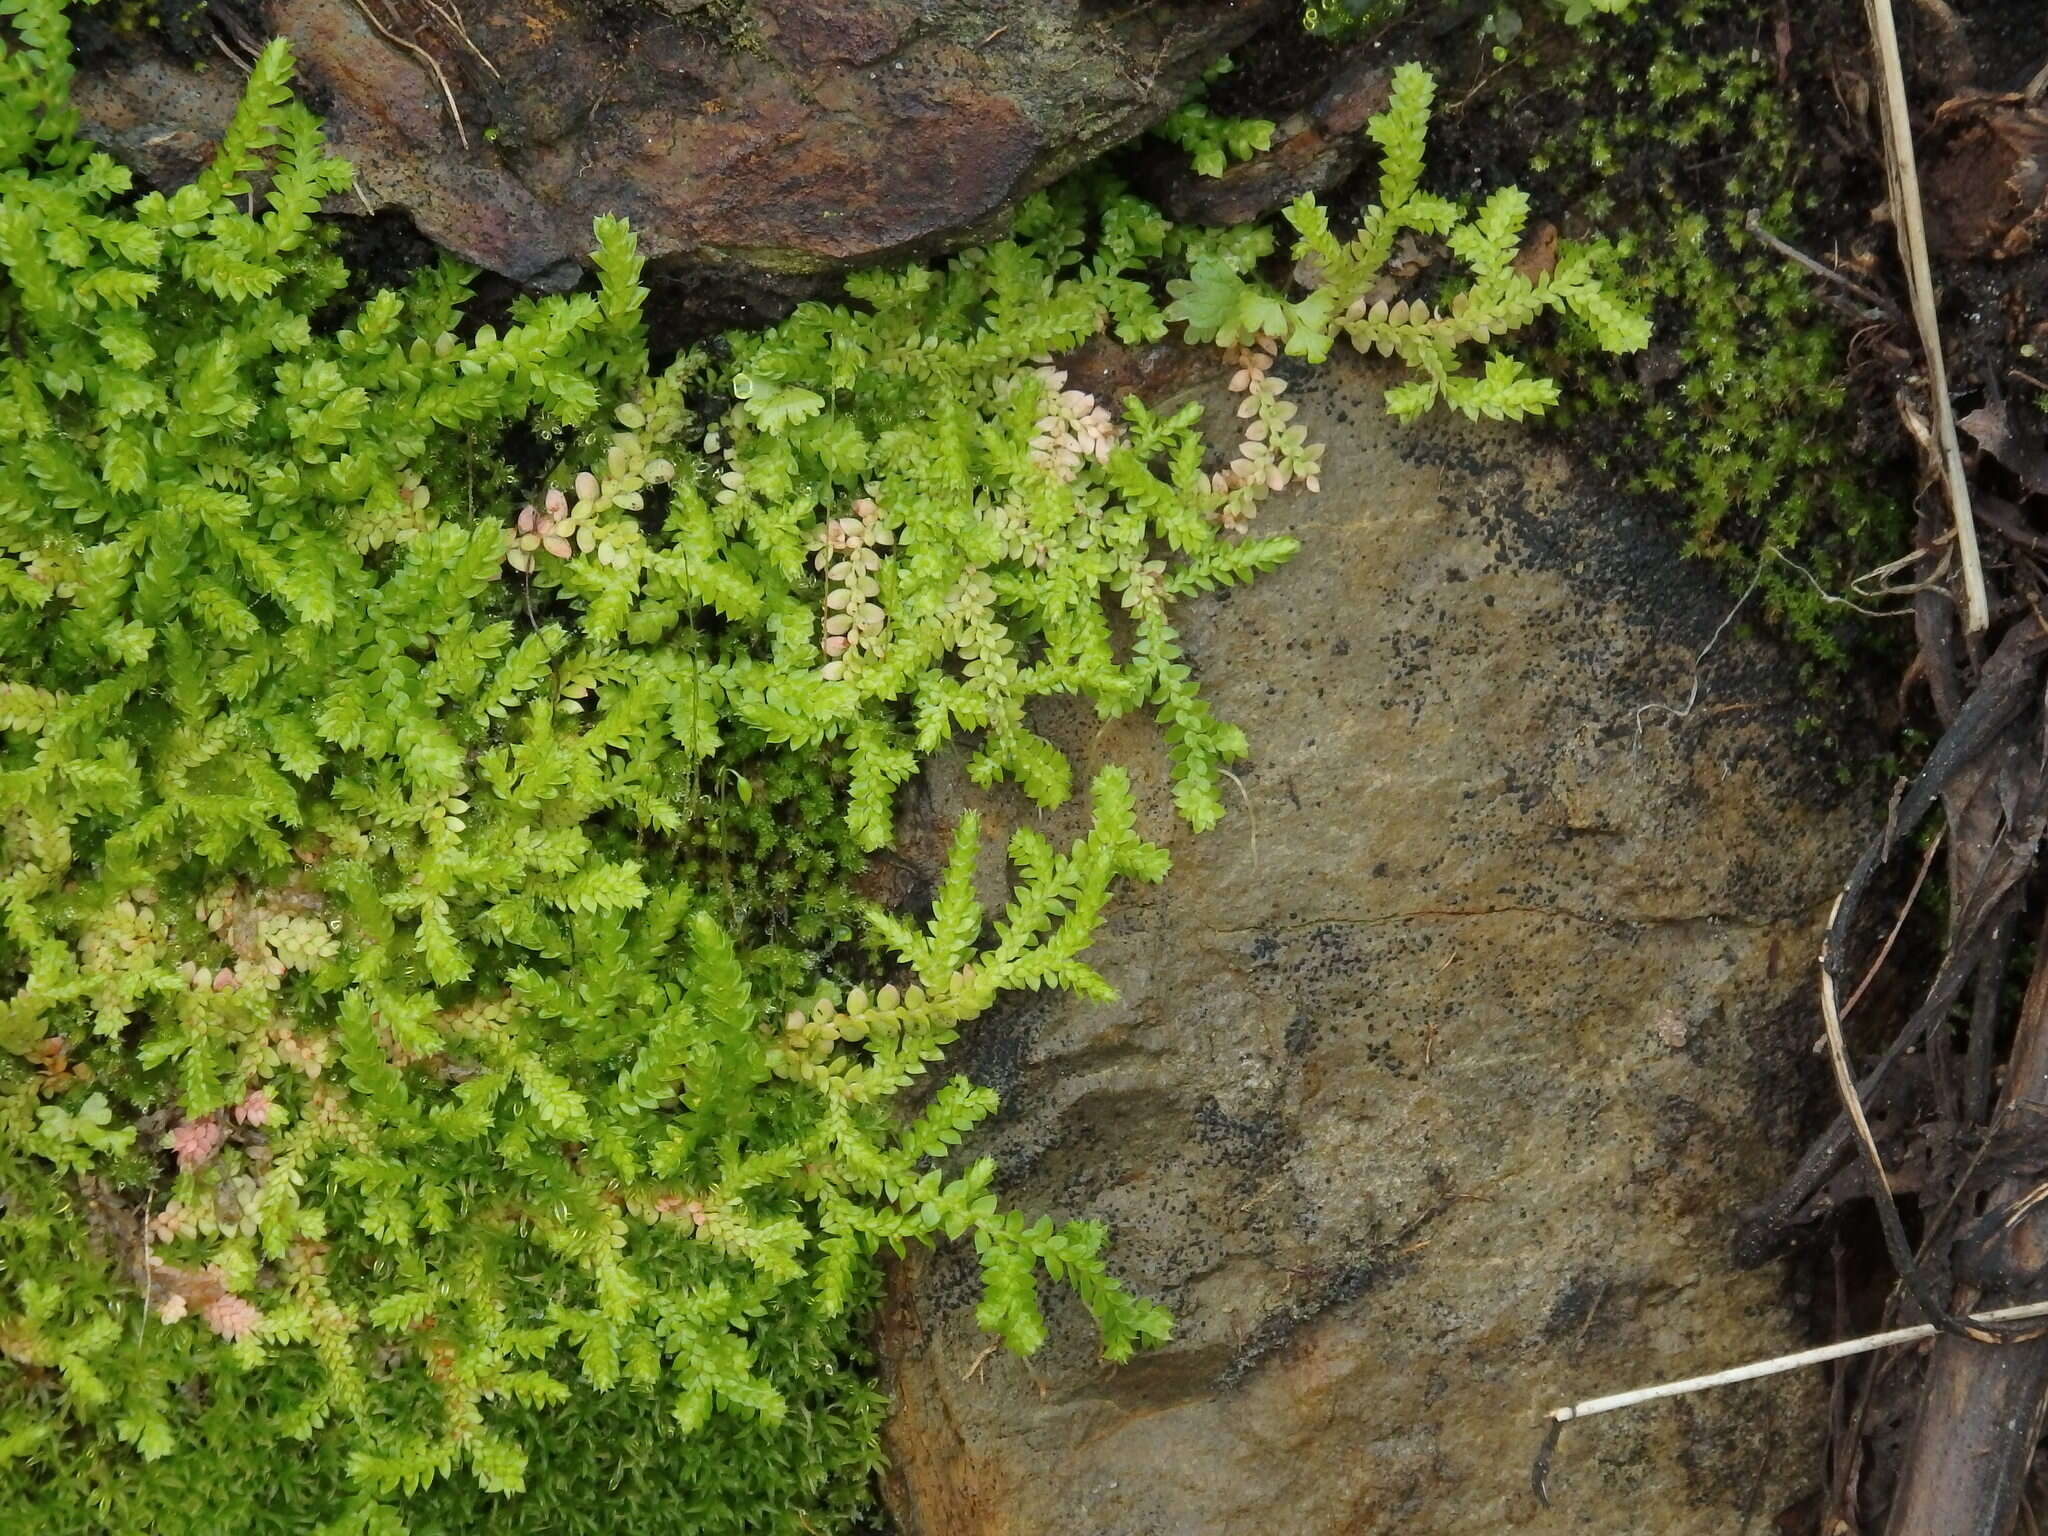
[1,3,1647,1528]
[0,11,1196,1524]
[3,1266,886,1536]
[1151,57,1278,179]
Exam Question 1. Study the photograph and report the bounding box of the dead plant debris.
[1723,3,2048,1530]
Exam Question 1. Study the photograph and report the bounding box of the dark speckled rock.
[73,0,1283,292]
[875,350,1857,1534]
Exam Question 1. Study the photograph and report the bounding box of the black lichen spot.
[1192,1096,1285,1169]
[1540,1269,1613,1341]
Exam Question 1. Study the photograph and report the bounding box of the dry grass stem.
[1545,1296,2048,1429]
[1839,826,1943,1020]
[1865,0,1988,631]
[352,0,469,149]
[422,0,500,80]
[1744,209,1901,321]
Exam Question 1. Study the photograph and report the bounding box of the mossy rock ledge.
[875,349,1861,1535]
[73,0,1282,294]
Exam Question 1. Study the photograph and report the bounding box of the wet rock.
[73,0,1285,291]
[876,351,1859,1534]
[1136,54,1388,228]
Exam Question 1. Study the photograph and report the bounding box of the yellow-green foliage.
[692,188,1309,839]
[1152,57,1276,178]
[1,5,1643,1527]
[1166,64,1647,422]
[0,15,1176,1523]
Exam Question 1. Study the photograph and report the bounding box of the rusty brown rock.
[74,0,1285,290]
[876,350,1858,1534]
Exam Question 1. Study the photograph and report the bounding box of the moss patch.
[1498,0,1909,669]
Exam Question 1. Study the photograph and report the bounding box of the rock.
[1135,54,1388,228]
[875,351,1861,1534]
[73,0,1285,292]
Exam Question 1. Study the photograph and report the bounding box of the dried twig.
[210,29,257,73]
[1839,825,1942,1020]
[1816,886,2047,1345]
[1629,567,1762,743]
[352,0,469,149]
[1744,209,1903,322]
[1548,1298,2048,1429]
[1864,0,1988,632]
[1735,627,2048,1264]
[1801,618,2048,1347]
[421,0,499,80]
[1887,912,2048,1532]
[1535,1299,2048,1505]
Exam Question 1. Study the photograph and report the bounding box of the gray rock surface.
[875,352,1857,1534]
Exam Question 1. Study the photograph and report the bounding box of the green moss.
[2,1261,886,1536]
[1302,0,1640,42]
[1505,0,1908,666]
